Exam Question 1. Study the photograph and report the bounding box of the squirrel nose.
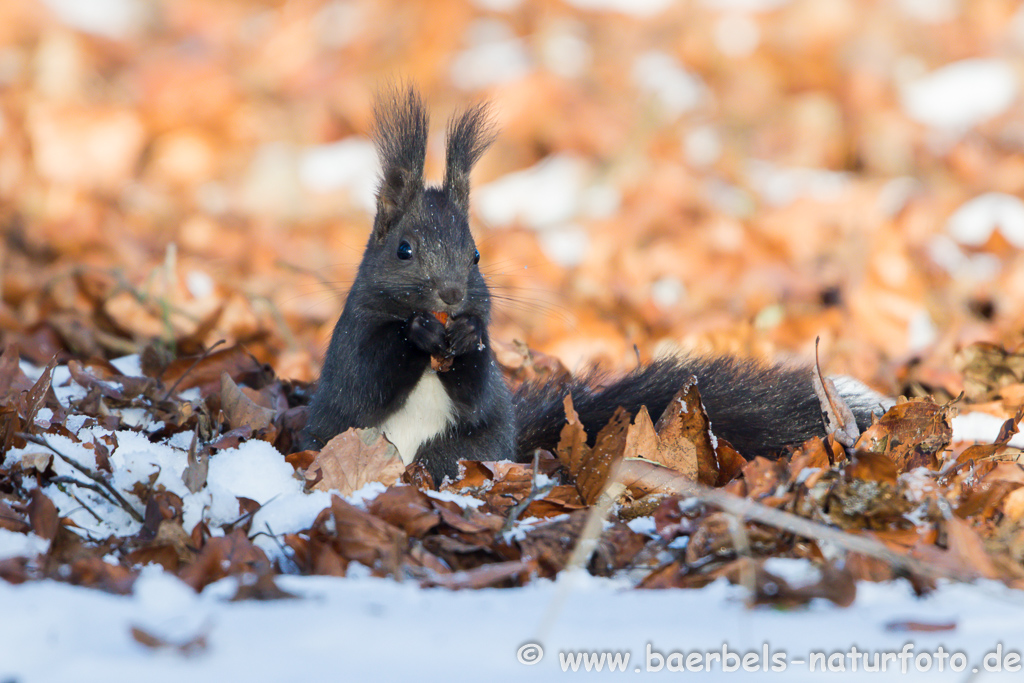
[438,286,464,306]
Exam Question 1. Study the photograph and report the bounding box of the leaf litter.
[2,339,1024,612]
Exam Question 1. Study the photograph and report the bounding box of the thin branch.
[501,450,555,533]
[20,433,144,523]
[668,477,977,584]
[161,339,226,401]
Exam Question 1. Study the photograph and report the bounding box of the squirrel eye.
[472,248,480,265]
[397,241,413,260]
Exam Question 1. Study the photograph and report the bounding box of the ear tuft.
[372,86,429,239]
[443,102,496,212]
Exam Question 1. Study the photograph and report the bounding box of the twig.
[67,490,105,524]
[20,433,144,523]
[161,339,226,401]
[501,450,555,533]
[670,477,977,584]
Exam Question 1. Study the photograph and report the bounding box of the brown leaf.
[652,379,718,486]
[178,529,271,592]
[159,346,262,396]
[845,450,898,486]
[0,343,33,400]
[131,625,208,656]
[854,398,952,472]
[329,495,406,574]
[885,620,957,633]
[555,394,590,475]
[220,372,275,432]
[366,486,441,538]
[576,407,629,505]
[181,429,209,493]
[230,571,296,601]
[0,501,29,533]
[306,428,406,495]
[28,489,59,541]
[420,559,531,589]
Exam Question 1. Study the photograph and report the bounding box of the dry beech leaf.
[652,379,719,486]
[306,428,405,495]
[329,495,406,574]
[911,516,1001,581]
[220,372,275,432]
[576,407,630,505]
[854,398,953,472]
[555,394,590,476]
[420,559,531,589]
[28,489,59,541]
[158,346,259,395]
[130,625,208,656]
[181,429,208,494]
[884,620,957,633]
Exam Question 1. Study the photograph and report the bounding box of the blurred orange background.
[3,0,1024,395]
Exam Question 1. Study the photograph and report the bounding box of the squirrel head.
[356,86,495,318]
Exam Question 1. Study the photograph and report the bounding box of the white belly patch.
[380,370,456,465]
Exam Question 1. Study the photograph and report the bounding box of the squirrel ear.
[443,102,496,212]
[372,86,429,240]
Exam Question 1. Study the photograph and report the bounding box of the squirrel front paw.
[446,315,485,357]
[407,312,447,356]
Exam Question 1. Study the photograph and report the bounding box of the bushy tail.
[512,356,886,460]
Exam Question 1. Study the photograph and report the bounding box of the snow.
[701,0,792,11]
[713,12,761,58]
[684,125,723,168]
[4,572,1024,681]
[899,59,1018,132]
[745,160,848,207]
[40,0,146,39]
[0,529,49,561]
[952,412,1024,450]
[563,0,673,17]
[632,51,707,118]
[946,192,1024,249]
[297,138,379,213]
[450,20,532,90]
[896,0,959,23]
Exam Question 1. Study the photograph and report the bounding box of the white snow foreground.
[3,569,1024,681]
[4,357,1024,681]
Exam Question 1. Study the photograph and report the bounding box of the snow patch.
[40,0,146,39]
[0,529,49,561]
[713,13,760,58]
[450,20,532,90]
[947,192,1024,249]
[298,138,379,213]
[953,412,1024,449]
[701,0,790,10]
[745,160,848,206]
[900,59,1018,131]
[563,0,673,16]
[632,51,707,117]
[477,155,588,229]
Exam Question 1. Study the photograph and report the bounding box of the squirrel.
[301,87,888,482]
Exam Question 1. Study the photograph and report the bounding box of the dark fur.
[302,87,879,482]
[302,87,516,478]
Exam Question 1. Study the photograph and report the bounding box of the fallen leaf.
[306,428,406,495]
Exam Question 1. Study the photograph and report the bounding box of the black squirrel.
[301,87,887,482]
